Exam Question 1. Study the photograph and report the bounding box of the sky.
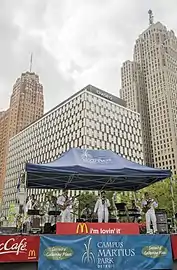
[0,0,177,112]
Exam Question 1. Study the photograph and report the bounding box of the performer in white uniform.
[57,190,73,222]
[94,191,110,223]
[142,192,158,234]
[24,196,32,232]
[43,195,51,225]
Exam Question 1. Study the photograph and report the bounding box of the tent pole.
[133,191,137,203]
[78,191,81,220]
[170,176,176,232]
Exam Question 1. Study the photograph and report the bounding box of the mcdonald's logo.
[28,249,36,258]
[76,223,89,234]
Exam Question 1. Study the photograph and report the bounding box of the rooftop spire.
[148,9,154,25]
[29,53,33,72]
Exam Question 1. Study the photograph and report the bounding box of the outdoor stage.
[12,148,173,269]
[0,223,177,270]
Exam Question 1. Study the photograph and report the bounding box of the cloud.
[0,0,177,111]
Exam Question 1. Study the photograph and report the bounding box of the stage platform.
[0,233,176,269]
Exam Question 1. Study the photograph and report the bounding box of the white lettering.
[100,228,115,234]
[97,242,123,249]
[0,238,27,255]
[98,257,114,264]
[98,248,135,257]
[90,228,99,234]
[116,229,121,234]
[82,158,111,164]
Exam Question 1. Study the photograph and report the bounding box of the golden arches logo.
[28,249,36,257]
[76,223,89,234]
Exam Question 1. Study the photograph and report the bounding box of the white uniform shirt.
[25,199,32,213]
[142,199,158,211]
[57,195,72,210]
[94,198,110,213]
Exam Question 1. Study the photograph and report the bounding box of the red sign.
[171,234,177,260]
[56,222,139,235]
[0,235,40,262]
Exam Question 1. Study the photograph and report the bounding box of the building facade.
[3,85,143,216]
[8,72,44,138]
[120,20,177,174]
[0,110,9,198]
[120,61,153,167]
[0,71,44,199]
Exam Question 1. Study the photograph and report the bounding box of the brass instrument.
[59,195,80,211]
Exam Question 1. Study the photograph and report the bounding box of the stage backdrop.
[39,234,173,270]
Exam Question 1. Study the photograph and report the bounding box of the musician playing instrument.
[50,196,58,225]
[42,195,51,224]
[131,200,141,223]
[31,194,39,210]
[81,204,92,222]
[24,195,33,232]
[141,192,158,234]
[94,191,110,223]
[57,189,73,222]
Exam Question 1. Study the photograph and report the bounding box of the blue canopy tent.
[25,148,171,191]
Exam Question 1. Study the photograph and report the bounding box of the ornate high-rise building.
[0,72,44,198]
[8,72,44,138]
[0,110,9,198]
[121,12,177,174]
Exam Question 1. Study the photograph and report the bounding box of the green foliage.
[78,192,97,212]
[77,178,176,218]
[136,178,176,216]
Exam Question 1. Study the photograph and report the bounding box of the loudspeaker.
[32,217,40,228]
[44,223,51,234]
[0,227,17,234]
[157,223,168,234]
[156,210,167,224]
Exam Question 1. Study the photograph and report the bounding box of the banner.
[171,234,177,260]
[0,235,40,262]
[39,234,172,270]
[56,222,139,235]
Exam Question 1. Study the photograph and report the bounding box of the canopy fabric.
[26,148,171,191]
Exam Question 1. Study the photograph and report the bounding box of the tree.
[76,178,177,218]
[135,178,176,217]
[78,192,97,212]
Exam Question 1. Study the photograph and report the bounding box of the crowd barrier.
[0,233,177,269]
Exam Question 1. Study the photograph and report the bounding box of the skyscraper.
[120,11,177,174]
[3,85,143,215]
[0,110,9,198]
[0,71,44,198]
[8,72,44,138]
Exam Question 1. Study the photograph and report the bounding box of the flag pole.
[29,53,33,72]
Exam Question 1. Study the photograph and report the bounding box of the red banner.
[56,222,139,235]
[171,234,177,260]
[0,235,40,262]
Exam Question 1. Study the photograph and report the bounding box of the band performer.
[131,200,141,223]
[57,189,73,222]
[81,204,92,222]
[142,192,158,234]
[31,194,39,210]
[94,191,110,223]
[24,195,33,232]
